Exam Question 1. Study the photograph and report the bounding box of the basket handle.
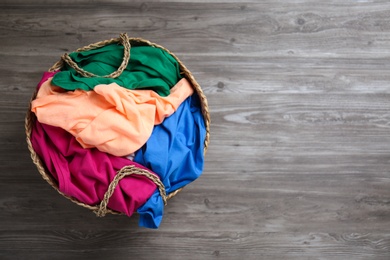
[61,33,131,78]
[94,165,167,217]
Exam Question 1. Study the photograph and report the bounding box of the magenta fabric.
[37,71,58,87]
[30,72,159,217]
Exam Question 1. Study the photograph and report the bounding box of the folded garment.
[30,72,159,217]
[52,44,182,96]
[134,93,206,228]
[31,74,194,157]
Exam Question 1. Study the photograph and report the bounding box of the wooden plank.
[2,2,390,95]
[2,171,390,232]
[4,54,390,94]
[0,230,389,260]
[1,1,390,259]
[1,2,390,55]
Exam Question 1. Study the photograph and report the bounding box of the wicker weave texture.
[25,33,210,216]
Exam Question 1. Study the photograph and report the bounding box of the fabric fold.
[30,72,159,217]
[134,93,206,228]
[31,76,194,157]
[31,121,158,216]
[51,44,182,97]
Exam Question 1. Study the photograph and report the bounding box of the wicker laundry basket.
[25,33,210,217]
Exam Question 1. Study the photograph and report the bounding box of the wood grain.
[1,1,390,259]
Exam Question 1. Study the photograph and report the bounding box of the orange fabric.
[31,78,194,156]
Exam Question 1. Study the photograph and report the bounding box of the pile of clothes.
[30,43,206,229]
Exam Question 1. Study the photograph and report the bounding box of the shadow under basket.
[25,33,210,222]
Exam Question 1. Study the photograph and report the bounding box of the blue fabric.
[134,93,206,228]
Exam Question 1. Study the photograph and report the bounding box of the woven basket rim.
[25,35,210,216]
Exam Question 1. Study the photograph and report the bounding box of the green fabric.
[51,44,182,96]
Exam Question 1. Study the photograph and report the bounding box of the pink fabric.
[31,76,194,156]
[37,71,57,86]
[30,72,158,216]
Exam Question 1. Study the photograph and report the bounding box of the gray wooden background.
[1,0,390,259]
